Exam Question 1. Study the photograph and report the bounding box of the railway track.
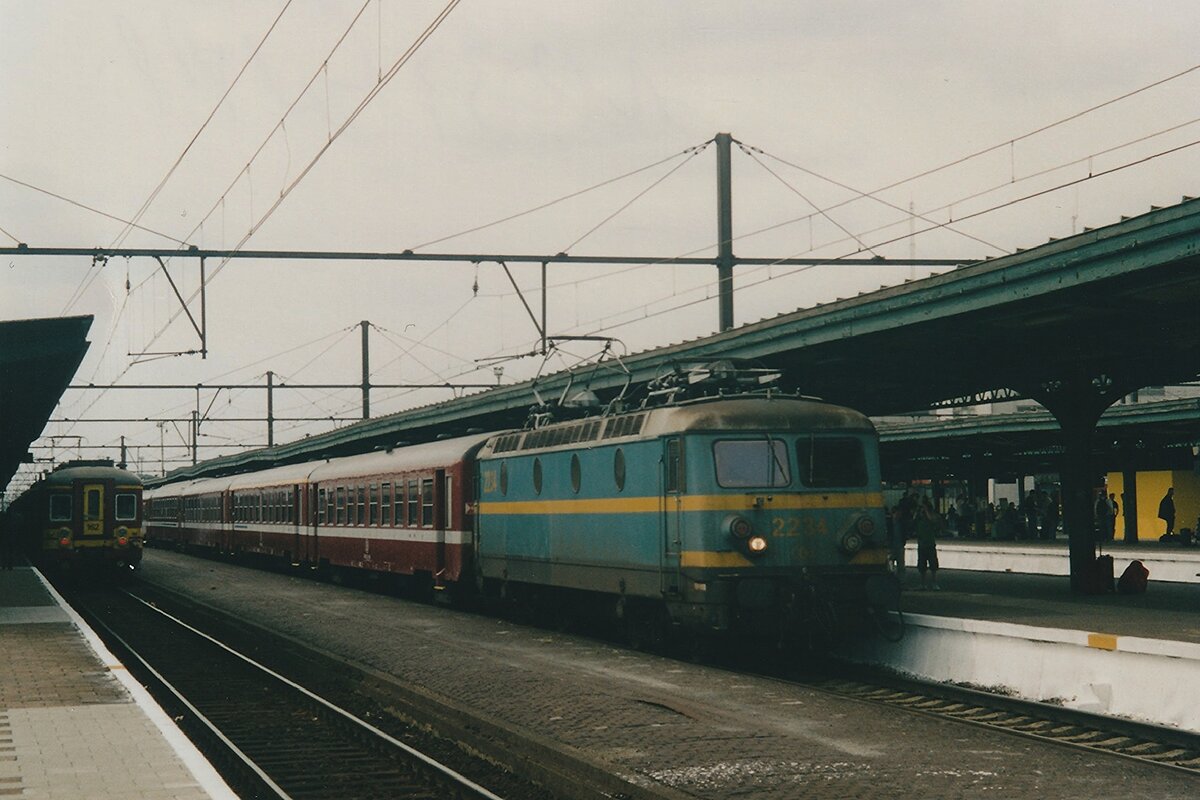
[798,667,1200,777]
[62,585,549,800]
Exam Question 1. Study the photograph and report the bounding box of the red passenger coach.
[144,434,494,588]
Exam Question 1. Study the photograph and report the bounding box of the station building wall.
[1107,469,1200,540]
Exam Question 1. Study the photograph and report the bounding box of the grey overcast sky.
[3,1,1200,484]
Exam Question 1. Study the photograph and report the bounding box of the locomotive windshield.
[796,436,868,488]
[713,439,791,488]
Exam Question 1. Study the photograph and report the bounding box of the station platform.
[0,562,234,799]
[904,535,1200,583]
[841,551,1200,733]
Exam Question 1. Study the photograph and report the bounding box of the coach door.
[433,469,448,582]
[661,438,684,595]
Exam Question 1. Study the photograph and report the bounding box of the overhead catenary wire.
[567,133,1200,339]
[408,140,713,252]
[67,2,459,430]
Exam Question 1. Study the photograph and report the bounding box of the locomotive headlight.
[726,515,753,538]
[856,516,876,538]
[746,535,769,554]
[840,530,864,554]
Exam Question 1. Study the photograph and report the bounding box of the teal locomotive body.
[474,394,891,639]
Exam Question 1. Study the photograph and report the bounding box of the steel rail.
[118,589,508,800]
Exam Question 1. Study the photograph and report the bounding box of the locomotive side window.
[532,458,543,495]
[499,462,508,496]
[115,493,138,521]
[570,454,582,494]
[613,448,626,491]
[796,437,868,488]
[49,494,72,521]
[713,439,791,488]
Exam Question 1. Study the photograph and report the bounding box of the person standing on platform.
[915,496,942,590]
[1107,493,1119,541]
[1158,487,1176,537]
[1095,491,1114,543]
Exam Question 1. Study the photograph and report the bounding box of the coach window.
[394,481,405,526]
[532,458,543,495]
[115,493,138,521]
[407,480,419,526]
[317,489,326,524]
[336,486,347,525]
[381,483,392,526]
[49,494,72,521]
[357,485,367,526]
[369,484,380,525]
[570,454,582,494]
[613,448,626,492]
[421,479,434,527]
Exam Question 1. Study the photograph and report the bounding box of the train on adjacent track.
[144,364,896,643]
[5,460,145,575]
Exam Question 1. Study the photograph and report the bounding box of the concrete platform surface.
[135,548,1199,799]
[0,563,234,800]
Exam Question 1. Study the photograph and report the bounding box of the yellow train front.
[475,392,894,644]
[11,460,144,575]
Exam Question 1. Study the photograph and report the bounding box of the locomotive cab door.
[661,438,684,596]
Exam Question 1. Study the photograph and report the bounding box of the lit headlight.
[840,530,864,554]
[727,515,753,538]
[746,535,769,554]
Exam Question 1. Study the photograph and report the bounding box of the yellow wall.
[1107,470,1200,540]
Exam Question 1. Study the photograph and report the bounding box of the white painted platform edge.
[841,611,1200,733]
[33,568,238,800]
[904,611,1200,660]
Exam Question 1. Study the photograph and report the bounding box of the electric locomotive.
[474,362,894,641]
[7,459,144,574]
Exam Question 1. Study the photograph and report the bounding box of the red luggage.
[1117,560,1149,594]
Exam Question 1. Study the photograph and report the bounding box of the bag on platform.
[1117,560,1149,594]
[1085,554,1114,594]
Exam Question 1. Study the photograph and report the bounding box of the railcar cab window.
[796,436,868,488]
[49,494,72,522]
[713,439,791,488]
[115,493,138,521]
